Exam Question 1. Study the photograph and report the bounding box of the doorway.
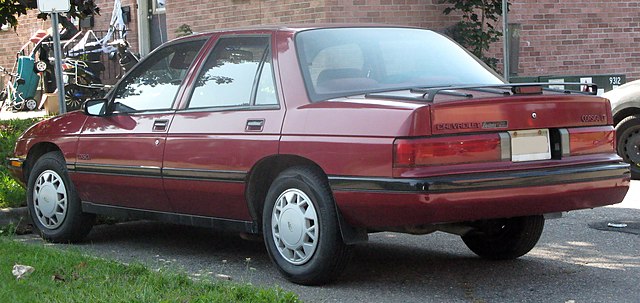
[136,0,168,56]
[149,0,168,50]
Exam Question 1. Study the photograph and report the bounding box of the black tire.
[262,166,351,285]
[25,98,38,111]
[34,60,48,73]
[64,85,83,111]
[616,115,640,179]
[27,151,95,243]
[461,215,544,260]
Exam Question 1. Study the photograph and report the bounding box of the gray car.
[604,79,640,178]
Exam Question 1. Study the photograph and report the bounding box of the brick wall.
[4,1,640,85]
[164,0,457,40]
[490,0,640,80]
[90,0,139,54]
[0,11,47,78]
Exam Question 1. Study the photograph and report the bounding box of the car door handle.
[246,119,265,132]
[153,119,169,132]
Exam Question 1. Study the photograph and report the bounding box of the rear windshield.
[295,27,504,102]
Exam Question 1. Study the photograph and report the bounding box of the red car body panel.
[72,113,174,211]
[334,178,628,227]
[8,25,630,233]
[430,95,612,135]
[163,110,284,219]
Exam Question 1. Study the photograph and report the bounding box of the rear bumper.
[329,162,630,228]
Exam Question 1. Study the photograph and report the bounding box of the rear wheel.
[27,151,95,242]
[461,215,544,260]
[263,166,351,285]
[616,115,640,179]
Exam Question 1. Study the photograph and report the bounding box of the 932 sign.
[609,76,622,85]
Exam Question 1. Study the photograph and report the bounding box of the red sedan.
[7,25,629,285]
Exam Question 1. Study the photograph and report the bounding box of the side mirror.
[83,99,109,116]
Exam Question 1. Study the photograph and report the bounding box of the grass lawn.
[1,118,42,208]
[0,235,299,302]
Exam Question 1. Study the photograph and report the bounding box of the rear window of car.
[295,27,504,102]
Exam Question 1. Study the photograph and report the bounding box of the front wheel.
[262,166,351,285]
[27,151,95,242]
[461,215,544,260]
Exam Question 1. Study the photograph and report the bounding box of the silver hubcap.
[271,189,319,265]
[26,99,37,110]
[36,61,47,71]
[33,170,68,229]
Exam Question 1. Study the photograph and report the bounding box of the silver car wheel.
[271,188,319,265]
[33,169,68,229]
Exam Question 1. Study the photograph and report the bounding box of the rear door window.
[188,36,277,109]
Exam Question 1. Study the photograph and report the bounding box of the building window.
[153,0,166,13]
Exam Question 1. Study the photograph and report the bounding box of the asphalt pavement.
[13,182,640,303]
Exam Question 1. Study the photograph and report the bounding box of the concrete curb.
[0,207,31,231]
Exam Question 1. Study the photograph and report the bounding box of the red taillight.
[568,126,615,156]
[394,134,503,167]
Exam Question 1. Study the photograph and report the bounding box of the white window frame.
[152,0,166,14]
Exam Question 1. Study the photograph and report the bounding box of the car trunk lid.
[430,93,611,135]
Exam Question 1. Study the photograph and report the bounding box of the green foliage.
[0,173,25,208]
[0,0,99,30]
[0,118,41,208]
[442,0,508,70]
[0,223,16,237]
[0,238,300,302]
[175,24,194,38]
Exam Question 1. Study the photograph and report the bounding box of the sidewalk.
[0,108,48,120]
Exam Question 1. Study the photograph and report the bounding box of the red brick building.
[1,0,639,84]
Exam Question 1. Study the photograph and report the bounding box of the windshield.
[295,27,504,102]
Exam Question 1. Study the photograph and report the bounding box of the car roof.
[173,24,420,42]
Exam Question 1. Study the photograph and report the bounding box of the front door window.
[112,39,205,113]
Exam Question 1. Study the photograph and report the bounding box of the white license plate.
[509,129,551,162]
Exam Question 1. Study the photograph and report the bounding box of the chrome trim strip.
[162,167,246,182]
[71,163,247,182]
[74,163,162,177]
